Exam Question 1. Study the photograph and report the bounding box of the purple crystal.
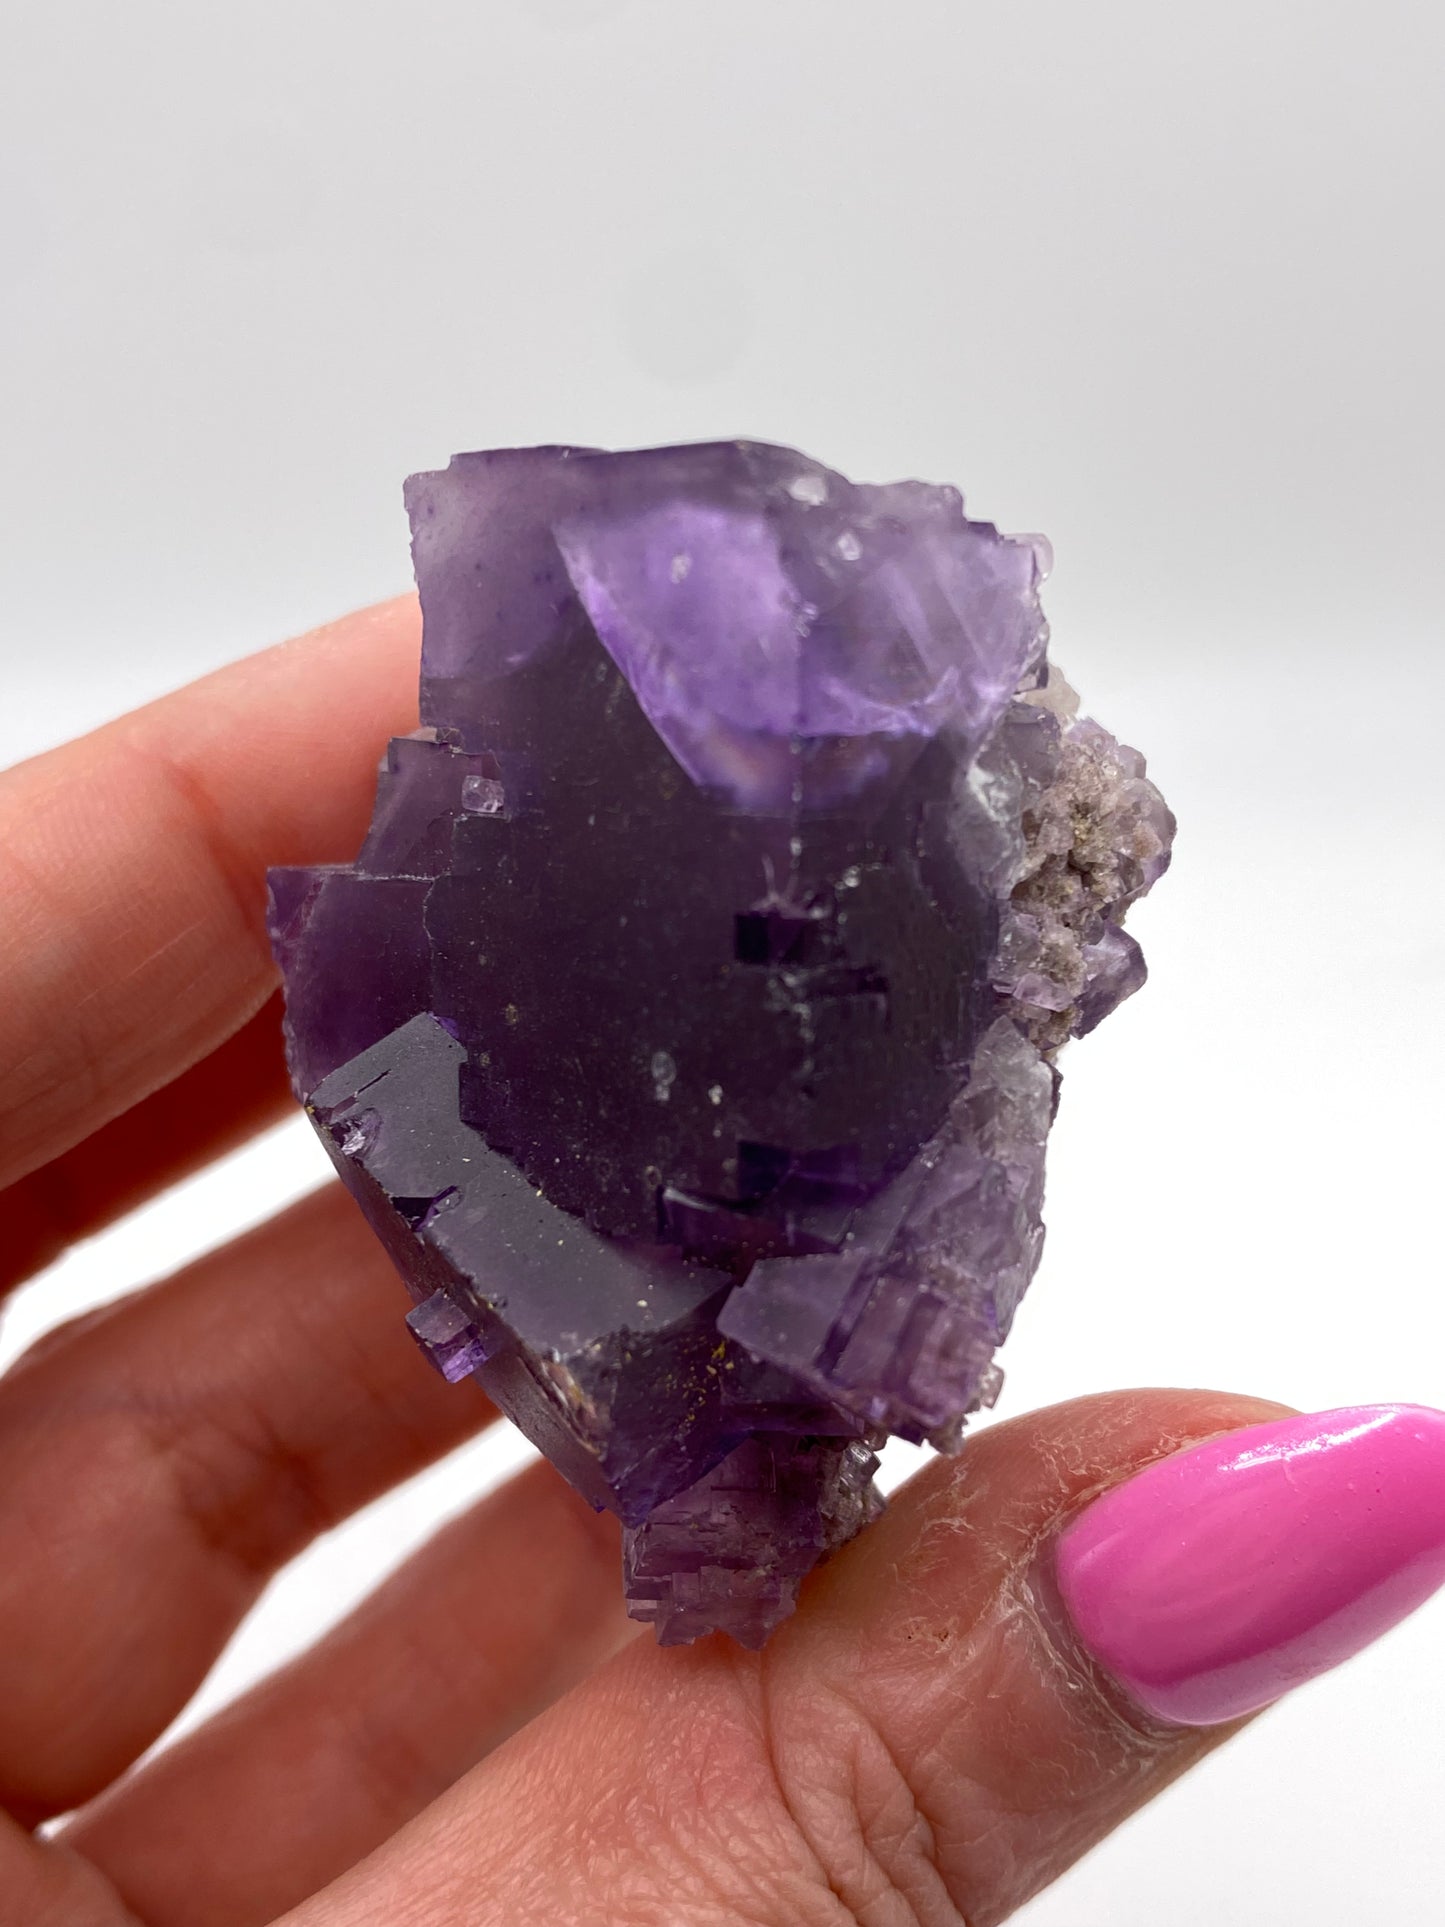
[624,1435,885,1648]
[405,1289,494,1383]
[268,442,1174,1646]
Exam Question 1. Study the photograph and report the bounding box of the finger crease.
[748,1644,862,1926]
[138,738,274,963]
[133,1384,340,1583]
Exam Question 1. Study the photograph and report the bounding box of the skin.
[0,597,1293,1927]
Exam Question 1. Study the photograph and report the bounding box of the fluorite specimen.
[268,442,1174,1646]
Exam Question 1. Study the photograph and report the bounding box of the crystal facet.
[268,442,1174,1646]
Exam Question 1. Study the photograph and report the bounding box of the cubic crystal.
[268,442,1174,1646]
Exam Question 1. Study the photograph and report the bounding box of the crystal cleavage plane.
[267,441,1174,1647]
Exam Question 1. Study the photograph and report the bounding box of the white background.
[2,3,1443,1920]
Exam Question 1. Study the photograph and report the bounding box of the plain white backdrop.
[1,3,1443,1920]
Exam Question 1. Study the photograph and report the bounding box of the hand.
[3,601,1441,1927]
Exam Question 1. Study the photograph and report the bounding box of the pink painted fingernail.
[1055,1405,1445,1726]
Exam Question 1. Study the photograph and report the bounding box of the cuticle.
[1020,1539,1184,1749]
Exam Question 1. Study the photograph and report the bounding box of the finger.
[269,1387,1402,1927]
[0,994,289,1301]
[0,1812,138,1927]
[0,594,418,1197]
[0,1183,493,1824]
[66,1462,634,1927]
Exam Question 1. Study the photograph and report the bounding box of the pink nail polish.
[1054,1405,1445,1727]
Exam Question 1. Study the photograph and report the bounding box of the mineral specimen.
[268,441,1174,1646]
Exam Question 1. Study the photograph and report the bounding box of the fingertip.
[1054,1400,1445,1729]
[802,1387,1299,1633]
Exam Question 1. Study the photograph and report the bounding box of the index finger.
[0,595,419,1195]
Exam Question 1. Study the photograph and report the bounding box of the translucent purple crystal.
[268,442,1174,1647]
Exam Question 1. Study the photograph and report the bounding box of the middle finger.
[66,1458,634,1927]
[0,1183,494,1824]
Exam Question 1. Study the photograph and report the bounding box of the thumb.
[277,1389,1445,1927]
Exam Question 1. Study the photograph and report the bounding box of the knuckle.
[761,1668,962,1927]
[559,1650,856,1927]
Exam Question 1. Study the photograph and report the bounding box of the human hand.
[3,600,1443,1927]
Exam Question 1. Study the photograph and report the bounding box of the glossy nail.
[1054,1404,1445,1726]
